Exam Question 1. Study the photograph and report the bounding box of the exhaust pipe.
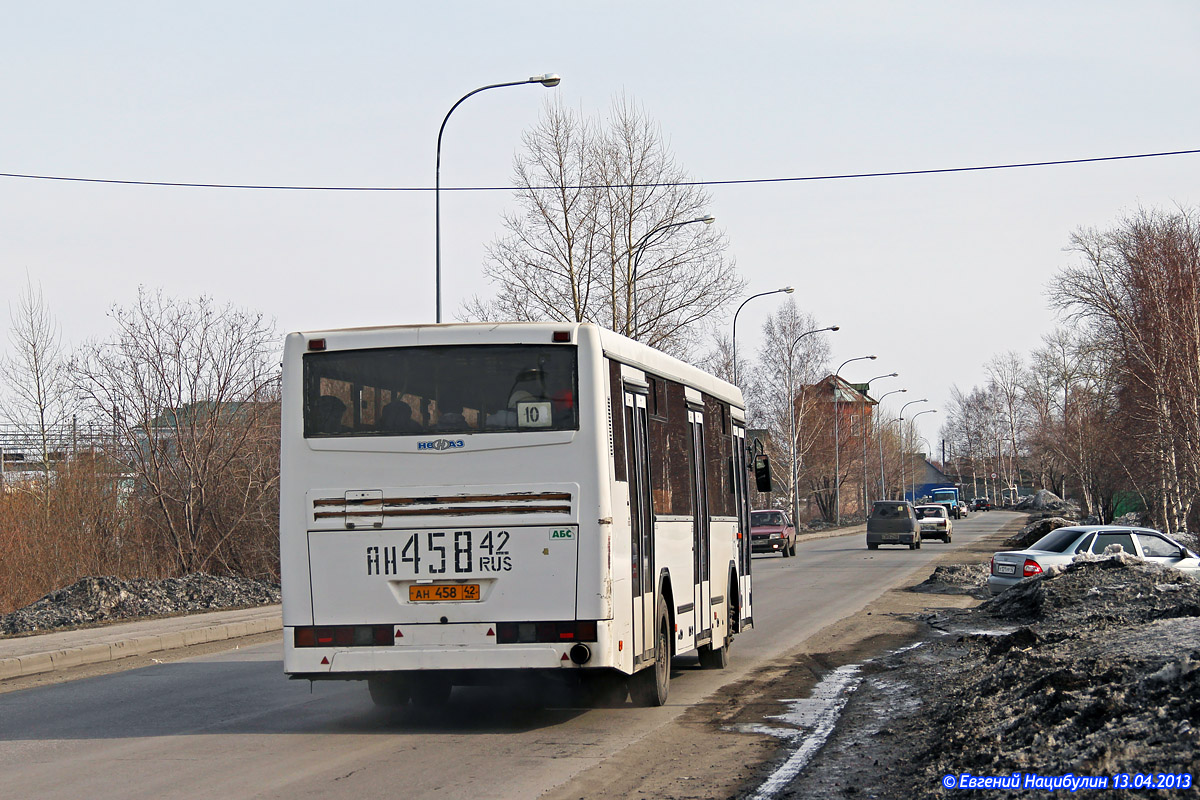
[569,643,591,665]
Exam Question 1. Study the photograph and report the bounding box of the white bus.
[280,322,764,707]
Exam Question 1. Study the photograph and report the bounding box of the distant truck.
[930,487,961,519]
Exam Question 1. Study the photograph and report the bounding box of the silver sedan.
[988,525,1200,595]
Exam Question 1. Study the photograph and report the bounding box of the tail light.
[496,620,598,644]
[1023,559,1043,577]
[989,556,995,574]
[293,625,394,647]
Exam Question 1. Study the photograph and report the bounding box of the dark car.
[971,497,992,511]
[866,500,921,550]
[751,509,797,557]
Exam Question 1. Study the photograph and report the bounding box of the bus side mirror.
[754,454,772,493]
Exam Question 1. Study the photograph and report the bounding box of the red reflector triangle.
[320,656,329,665]
[395,629,403,638]
[486,628,495,636]
[561,653,569,660]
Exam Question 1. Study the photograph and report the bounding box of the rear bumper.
[987,574,1021,595]
[283,622,614,675]
[751,538,789,553]
[866,531,917,545]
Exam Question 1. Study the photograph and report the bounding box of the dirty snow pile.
[0,574,281,636]
[907,563,992,599]
[784,555,1200,799]
[1002,515,1075,549]
[1013,489,1079,518]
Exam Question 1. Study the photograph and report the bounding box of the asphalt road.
[0,511,1020,800]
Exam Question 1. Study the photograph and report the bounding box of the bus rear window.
[304,344,578,437]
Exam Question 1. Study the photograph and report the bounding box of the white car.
[988,525,1200,595]
[915,504,953,543]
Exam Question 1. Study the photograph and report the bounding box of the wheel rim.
[656,624,669,693]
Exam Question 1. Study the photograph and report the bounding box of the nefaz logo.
[417,438,465,451]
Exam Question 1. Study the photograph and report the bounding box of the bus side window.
[609,359,626,481]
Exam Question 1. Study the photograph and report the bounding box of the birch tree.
[469,96,743,358]
[0,278,71,479]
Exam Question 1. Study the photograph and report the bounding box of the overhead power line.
[1,148,1198,193]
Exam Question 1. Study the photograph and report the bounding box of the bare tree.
[744,302,830,522]
[1052,206,1200,531]
[72,289,280,576]
[0,278,72,479]
[985,351,1030,491]
[468,96,743,358]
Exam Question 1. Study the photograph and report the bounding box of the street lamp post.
[629,216,715,338]
[435,73,561,323]
[909,410,937,501]
[731,287,795,384]
[833,355,876,526]
[786,325,839,531]
[875,388,907,499]
[897,398,928,503]
[860,372,897,510]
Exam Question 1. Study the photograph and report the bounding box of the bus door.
[688,407,711,642]
[733,423,753,628]
[624,388,656,666]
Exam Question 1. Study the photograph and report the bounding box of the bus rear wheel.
[581,671,629,707]
[629,597,671,706]
[410,674,452,709]
[367,674,410,707]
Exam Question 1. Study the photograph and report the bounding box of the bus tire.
[410,674,452,709]
[629,596,671,706]
[581,671,628,707]
[367,674,410,707]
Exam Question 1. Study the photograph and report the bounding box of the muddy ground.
[542,526,1007,800]
[545,517,1199,800]
[779,549,1200,799]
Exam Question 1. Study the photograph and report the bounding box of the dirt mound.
[979,553,1200,628]
[785,556,1200,798]
[1002,516,1075,549]
[1013,489,1078,516]
[907,563,990,598]
[0,574,280,636]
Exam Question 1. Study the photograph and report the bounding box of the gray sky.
[3,2,1199,448]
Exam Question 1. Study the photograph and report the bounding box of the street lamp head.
[868,355,877,360]
[701,215,716,224]
[829,325,840,331]
[887,372,898,377]
[781,286,795,294]
[531,73,562,87]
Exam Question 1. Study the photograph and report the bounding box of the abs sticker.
[550,528,575,541]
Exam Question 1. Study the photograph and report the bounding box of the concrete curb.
[0,614,282,681]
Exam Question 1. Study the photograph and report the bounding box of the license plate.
[409,583,481,602]
[996,564,1016,575]
[883,535,898,542]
